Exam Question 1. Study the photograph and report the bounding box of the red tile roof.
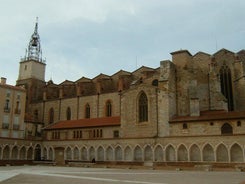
[170,110,245,123]
[44,116,120,130]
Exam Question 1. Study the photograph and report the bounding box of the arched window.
[220,65,234,111]
[139,92,148,122]
[85,103,90,119]
[66,107,71,120]
[106,100,112,117]
[183,123,188,129]
[221,123,233,135]
[152,79,158,86]
[4,99,10,111]
[49,108,54,124]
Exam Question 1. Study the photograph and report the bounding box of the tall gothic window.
[34,109,38,121]
[106,100,112,117]
[220,65,234,111]
[49,108,54,124]
[66,107,71,120]
[85,103,90,119]
[139,92,148,122]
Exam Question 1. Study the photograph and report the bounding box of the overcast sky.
[0,0,244,85]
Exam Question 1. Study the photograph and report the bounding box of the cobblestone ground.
[0,166,245,184]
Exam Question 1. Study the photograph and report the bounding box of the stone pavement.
[0,165,245,184]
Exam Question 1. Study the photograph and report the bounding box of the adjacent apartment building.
[0,77,26,139]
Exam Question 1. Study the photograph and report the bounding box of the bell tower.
[16,18,46,104]
[17,17,46,82]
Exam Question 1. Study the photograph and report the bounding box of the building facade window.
[66,107,71,120]
[73,130,82,139]
[15,101,20,114]
[90,129,103,138]
[2,115,9,129]
[220,65,234,111]
[17,94,21,100]
[221,123,233,135]
[106,100,112,117]
[183,123,188,129]
[4,99,10,112]
[13,116,19,129]
[6,91,10,98]
[152,79,159,86]
[139,92,148,122]
[85,103,90,118]
[237,121,241,127]
[52,131,60,139]
[49,108,54,124]
[113,130,119,138]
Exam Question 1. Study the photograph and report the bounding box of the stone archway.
[34,144,41,161]
[124,146,132,161]
[154,145,163,162]
[115,146,122,161]
[106,146,113,161]
[216,144,228,162]
[165,145,176,161]
[27,147,33,160]
[3,145,10,160]
[73,147,80,160]
[177,145,188,161]
[89,147,95,161]
[12,146,18,160]
[203,144,214,162]
[48,147,54,160]
[19,147,26,160]
[134,146,143,161]
[230,144,243,162]
[144,145,153,162]
[190,144,201,162]
[43,147,47,160]
[54,147,65,165]
[81,147,88,161]
[97,146,104,161]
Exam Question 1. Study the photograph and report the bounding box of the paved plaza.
[0,165,245,184]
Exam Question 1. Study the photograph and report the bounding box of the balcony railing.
[13,124,20,130]
[2,123,9,129]
[15,109,21,114]
[4,107,10,113]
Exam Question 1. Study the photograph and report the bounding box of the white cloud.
[0,0,245,85]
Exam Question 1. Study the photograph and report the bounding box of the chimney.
[1,77,6,85]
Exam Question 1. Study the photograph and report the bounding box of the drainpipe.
[58,99,61,120]
[77,96,80,119]
[97,93,100,118]
[155,88,158,138]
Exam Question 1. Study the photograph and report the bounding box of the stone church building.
[1,21,245,166]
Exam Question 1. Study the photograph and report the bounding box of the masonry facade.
[0,77,26,139]
[1,21,245,165]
